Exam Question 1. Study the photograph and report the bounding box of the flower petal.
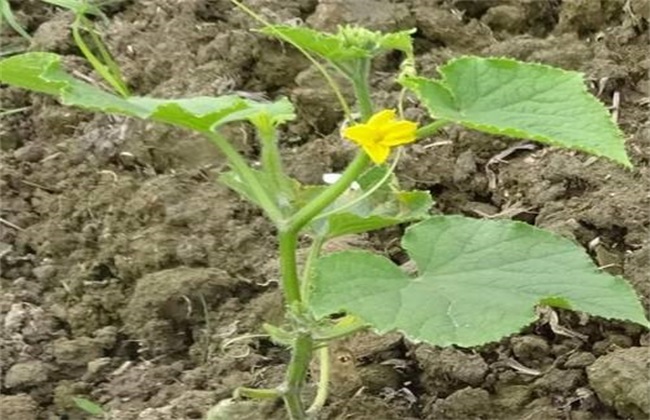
[343,125,376,146]
[363,142,390,164]
[381,120,418,146]
[367,109,396,127]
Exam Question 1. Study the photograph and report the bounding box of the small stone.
[5,361,49,389]
[564,352,596,368]
[587,347,650,419]
[13,144,44,162]
[32,265,57,281]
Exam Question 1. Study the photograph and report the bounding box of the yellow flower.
[343,109,417,164]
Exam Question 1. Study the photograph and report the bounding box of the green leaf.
[261,25,368,62]
[0,52,294,131]
[401,57,630,166]
[73,397,105,416]
[219,169,297,210]
[299,166,432,238]
[261,25,415,64]
[323,190,431,238]
[221,96,296,128]
[378,29,416,56]
[311,215,648,347]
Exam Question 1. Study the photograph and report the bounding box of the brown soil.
[1,0,649,419]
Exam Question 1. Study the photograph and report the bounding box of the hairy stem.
[283,333,314,420]
[415,119,449,139]
[259,127,292,213]
[276,61,377,420]
[235,386,281,399]
[279,231,301,305]
[204,131,284,225]
[300,235,325,306]
[352,59,373,120]
[288,152,370,235]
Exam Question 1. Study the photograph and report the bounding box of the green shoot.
[0,0,31,40]
[44,0,129,96]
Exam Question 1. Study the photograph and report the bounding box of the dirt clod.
[13,144,44,163]
[511,335,551,365]
[52,337,104,369]
[424,387,492,419]
[4,361,49,389]
[414,346,489,393]
[587,347,650,419]
[0,394,39,420]
[564,351,597,368]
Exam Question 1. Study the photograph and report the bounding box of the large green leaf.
[0,52,294,131]
[311,215,648,347]
[299,166,432,238]
[401,57,630,166]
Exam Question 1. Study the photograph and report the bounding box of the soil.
[1,0,649,419]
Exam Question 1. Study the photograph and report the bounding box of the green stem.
[300,236,325,306]
[259,127,291,212]
[313,315,368,342]
[235,386,281,399]
[287,152,370,235]
[72,16,129,98]
[287,58,375,235]
[306,346,331,417]
[204,131,284,225]
[279,231,301,305]
[351,59,373,120]
[273,59,376,420]
[313,149,400,222]
[282,333,314,420]
[415,120,449,139]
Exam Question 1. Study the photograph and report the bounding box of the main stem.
[282,333,313,418]
[279,68,375,420]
